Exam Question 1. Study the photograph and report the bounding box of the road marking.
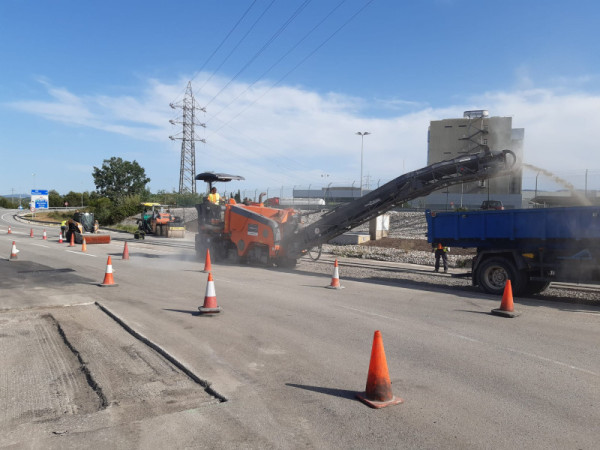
[65,250,97,257]
[505,348,599,377]
[338,305,599,377]
[447,332,480,343]
[32,244,50,248]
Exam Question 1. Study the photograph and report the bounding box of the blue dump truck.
[426,206,600,296]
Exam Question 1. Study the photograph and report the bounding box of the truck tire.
[477,257,525,296]
[66,230,83,245]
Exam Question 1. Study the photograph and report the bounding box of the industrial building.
[420,110,524,210]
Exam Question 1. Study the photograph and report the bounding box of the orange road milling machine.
[195,148,516,267]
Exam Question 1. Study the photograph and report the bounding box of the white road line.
[447,332,481,343]
[506,348,598,377]
[65,250,97,257]
[338,304,598,377]
[31,243,50,248]
[338,305,399,321]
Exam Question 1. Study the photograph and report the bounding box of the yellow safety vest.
[207,193,220,204]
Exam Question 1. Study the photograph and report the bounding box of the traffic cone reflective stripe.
[203,248,212,273]
[326,259,343,289]
[122,242,130,260]
[9,241,19,260]
[99,256,118,287]
[491,280,520,317]
[81,238,87,252]
[356,330,403,409]
[198,272,221,314]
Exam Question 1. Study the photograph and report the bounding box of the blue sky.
[1,0,599,197]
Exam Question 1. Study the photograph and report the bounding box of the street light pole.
[356,131,371,197]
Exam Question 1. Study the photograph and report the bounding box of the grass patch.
[109,224,138,233]
[23,211,70,223]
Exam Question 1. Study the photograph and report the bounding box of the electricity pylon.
[169,81,206,194]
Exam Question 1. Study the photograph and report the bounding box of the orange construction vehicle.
[137,203,183,238]
[194,149,515,267]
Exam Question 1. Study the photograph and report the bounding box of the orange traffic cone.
[81,238,87,252]
[99,256,118,287]
[122,242,130,260]
[326,259,343,289]
[7,226,11,234]
[491,280,520,317]
[69,233,75,247]
[356,330,403,409]
[42,229,47,240]
[9,241,19,260]
[198,272,221,314]
[30,228,34,238]
[203,248,212,273]
[58,232,63,244]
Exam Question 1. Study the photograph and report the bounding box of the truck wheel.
[477,257,525,296]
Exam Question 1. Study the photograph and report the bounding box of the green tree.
[48,190,62,207]
[0,196,12,208]
[92,157,150,202]
[88,197,113,224]
[109,195,142,224]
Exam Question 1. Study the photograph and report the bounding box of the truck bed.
[426,206,600,249]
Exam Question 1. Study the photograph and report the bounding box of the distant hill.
[1,194,29,199]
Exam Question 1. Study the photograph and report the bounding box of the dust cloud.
[523,163,591,206]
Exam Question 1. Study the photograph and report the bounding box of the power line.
[192,0,259,82]
[204,0,313,108]
[197,0,277,95]
[207,0,349,125]
[197,1,375,179]
[170,1,260,104]
[209,0,375,135]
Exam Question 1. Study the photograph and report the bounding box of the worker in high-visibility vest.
[433,243,450,273]
[207,187,221,204]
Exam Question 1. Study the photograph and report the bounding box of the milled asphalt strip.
[50,314,109,409]
[95,301,227,403]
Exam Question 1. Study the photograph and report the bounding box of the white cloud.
[5,75,600,192]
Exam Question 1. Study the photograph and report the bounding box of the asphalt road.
[1,210,599,449]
